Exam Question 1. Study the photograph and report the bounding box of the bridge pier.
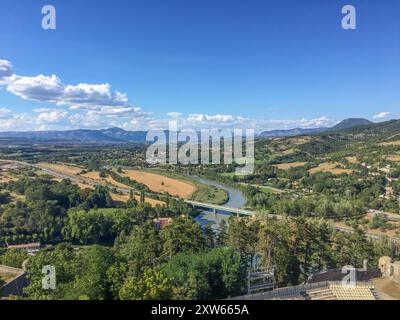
[213,208,217,220]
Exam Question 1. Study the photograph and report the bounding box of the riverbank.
[191,184,229,205]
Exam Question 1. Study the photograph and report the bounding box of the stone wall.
[379,257,400,284]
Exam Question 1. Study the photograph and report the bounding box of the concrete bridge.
[184,200,256,217]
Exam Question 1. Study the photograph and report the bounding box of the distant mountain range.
[0,127,148,144]
[0,118,392,144]
[259,118,374,138]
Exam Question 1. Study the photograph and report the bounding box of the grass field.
[386,155,400,162]
[309,162,353,175]
[191,184,229,205]
[34,164,163,206]
[257,186,277,194]
[346,156,359,164]
[119,169,197,199]
[110,193,164,207]
[380,140,400,146]
[0,271,16,283]
[37,162,83,176]
[274,162,307,170]
[81,172,130,189]
[0,173,16,183]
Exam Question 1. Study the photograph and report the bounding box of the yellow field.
[77,182,95,190]
[110,193,164,207]
[0,173,16,183]
[346,156,359,164]
[386,155,400,162]
[380,140,400,146]
[309,162,353,175]
[82,171,136,189]
[37,162,82,176]
[120,169,196,199]
[106,176,131,189]
[274,162,307,170]
[81,171,101,180]
[281,149,296,155]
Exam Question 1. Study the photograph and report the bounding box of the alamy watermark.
[40,4,356,31]
[42,265,56,290]
[342,5,356,30]
[146,121,254,176]
[41,5,56,30]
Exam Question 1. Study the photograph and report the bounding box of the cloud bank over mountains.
[0,59,391,133]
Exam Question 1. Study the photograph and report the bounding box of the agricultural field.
[380,140,400,146]
[309,162,353,175]
[119,169,197,199]
[110,193,164,207]
[345,156,359,164]
[386,155,400,162]
[81,172,130,189]
[274,162,308,170]
[37,162,83,176]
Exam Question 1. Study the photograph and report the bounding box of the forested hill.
[259,117,374,138]
[318,119,400,144]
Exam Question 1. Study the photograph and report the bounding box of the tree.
[119,268,172,300]
[216,220,228,247]
[65,245,115,300]
[227,217,259,263]
[0,191,11,205]
[257,219,300,287]
[163,247,246,299]
[160,217,205,258]
[204,224,215,249]
[140,191,145,205]
[62,209,113,244]
[116,222,162,276]
[106,262,128,299]
[24,244,115,300]
[127,190,138,208]
[0,249,28,268]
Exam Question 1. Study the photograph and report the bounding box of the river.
[192,176,247,230]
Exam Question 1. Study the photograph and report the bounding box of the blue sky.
[0,0,399,132]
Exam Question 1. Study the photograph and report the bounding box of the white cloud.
[63,83,129,108]
[86,106,146,118]
[0,107,11,118]
[8,75,64,101]
[1,59,147,120]
[138,113,333,133]
[373,112,391,119]
[34,108,69,123]
[186,113,247,124]
[0,59,337,133]
[7,75,142,117]
[0,60,13,81]
[166,112,182,118]
[258,116,333,129]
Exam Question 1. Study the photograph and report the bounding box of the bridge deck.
[184,200,256,216]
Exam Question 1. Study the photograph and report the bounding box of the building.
[153,218,173,230]
[379,256,400,284]
[230,281,382,300]
[7,242,41,254]
[230,261,385,300]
